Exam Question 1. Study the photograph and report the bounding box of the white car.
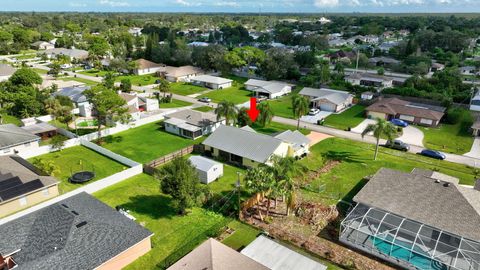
[309,108,320,115]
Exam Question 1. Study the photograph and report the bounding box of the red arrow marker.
[247,97,259,122]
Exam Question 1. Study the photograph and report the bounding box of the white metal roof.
[188,156,222,172]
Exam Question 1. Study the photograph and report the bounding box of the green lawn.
[29,146,126,194]
[419,121,474,155]
[170,83,208,96]
[101,122,201,163]
[300,138,479,206]
[159,99,193,108]
[94,174,257,270]
[32,68,48,74]
[199,84,251,104]
[208,162,246,195]
[79,69,109,77]
[193,106,214,112]
[252,121,310,135]
[0,113,22,126]
[323,105,366,130]
[268,95,295,119]
[116,74,158,86]
[222,220,260,251]
[15,53,36,60]
[60,76,98,86]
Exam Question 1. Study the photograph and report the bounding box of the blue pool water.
[371,236,448,270]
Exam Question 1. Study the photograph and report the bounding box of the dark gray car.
[384,140,410,151]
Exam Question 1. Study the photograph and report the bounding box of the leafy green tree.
[257,102,274,127]
[237,107,252,127]
[157,78,170,99]
[9,68,42,86]
[120,78,132,93]
[31,158,60,176]
[84,85,130,142]
[292,94,309,129]
[49,63,61,77]
[361,118,397,160]
[156,157,208,214]
[50,135,66,152]
[215,100,238,126]
[88,36,110,60]
[103,72,115,89]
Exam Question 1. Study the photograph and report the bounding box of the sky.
[2,0,480,13]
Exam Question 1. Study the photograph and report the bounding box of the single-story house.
[378,41,399,53]
[0,124,40,156]
[470,90,480,112]
[31,41,54,50]
[167,238,268,270]
[368,56,400,67]
[274,130,311,158]
[21,122,58,140]
[430,62,445,73]
[326,50,356,63]
[340,168,480,270]
[160,65,204,82]
[188,156,223,184]
[0,155,59,217]
[328,38,347,47]
[345,73,394,89]
[203,125,310,167]
[128,27,143,36]
[365,98,445,127]
[299,87,353,112]
[459,66,477,76]
[244,79,293,99]
[40,79,85,90]
[361,91,375,100]
[191,75,233,89]
[44,48,89,61]
[164,109,225,139]
[53,86,92,117]
[241,235,327,270]
[133,58,164,75]
[0,64,16,82]
[0,192,153,270]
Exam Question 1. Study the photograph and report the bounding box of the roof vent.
[71,210,79,216]
[61,204,69,208]
[76,221,87,228]
[443,183,450,187]
[435,179,441,183]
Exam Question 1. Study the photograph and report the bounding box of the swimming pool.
[371,236,448,270]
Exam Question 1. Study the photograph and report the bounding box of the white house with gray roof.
[0,124,40,156]
[299,87,353,112]
[164,109,225,139]
[191,75,233,89]
[203,125,310,167]
[340,167,480,270]
[44,48,89,61]
[0,64,16,82]
[244,79,293,99]
[52,86,92,117]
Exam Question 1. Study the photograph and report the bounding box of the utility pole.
[355,47,360,74]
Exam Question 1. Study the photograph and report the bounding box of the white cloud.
[99,0,130,7]
[214,1,240,7]
[314,0,340,7]
[175,0,202,6]
[69,2,87,7]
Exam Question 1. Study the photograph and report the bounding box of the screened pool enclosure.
[340,203,480,270]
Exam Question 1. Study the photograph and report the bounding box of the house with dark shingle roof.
[0,124,40,156]
[0,192,153,270]
[365,97,445,127]
[0,155,59,217]
[340,168,480,270]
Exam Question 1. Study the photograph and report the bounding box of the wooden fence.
[143,145,203,175]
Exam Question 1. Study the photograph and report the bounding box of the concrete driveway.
[300,111,332,124]
[351,119,376,134]
[397,126,424,147]
[465,137,480,159]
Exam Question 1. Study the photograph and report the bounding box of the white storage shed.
[188,156,223,184]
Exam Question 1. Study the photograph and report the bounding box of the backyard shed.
[188,156,223,184]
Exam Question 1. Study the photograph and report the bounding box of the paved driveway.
[465,137,480,159]
[351,119,376,134]
[397,126,424,147]
[300,111,332,124]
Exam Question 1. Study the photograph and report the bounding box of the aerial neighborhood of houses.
[1,9,480,270]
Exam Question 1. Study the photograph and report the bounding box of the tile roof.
[167,238,268,270]
[0,124,40,150]
[0,192,153,269]
[354,168,480,242]
[365,98,445,121]
[203,125,284,163]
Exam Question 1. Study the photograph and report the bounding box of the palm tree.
[291,94,309,130]
[257,102,274,127]
[244,166,274,220]
[215,100,238,126]
[361,118,397,160]
[157,78,170,99]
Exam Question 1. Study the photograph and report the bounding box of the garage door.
[399,115,415,122]
[420,118,433,125]
[320,103,336,112]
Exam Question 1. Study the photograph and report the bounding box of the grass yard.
[60,76,98,86]
[101,121,201,163]
[208,163,246,195]
[116,74,158,86]
[159,99,193,108]
[268,95,295,119]
[419,121,474,155]
[32,68,48,74]
[252,121,310,135]
[299,138,479,206]
[199,85,251,104]
[29,146,126,194]
[0,113,22,126]
[323,105,366,130]
[193,106,214,112]
[79,69,109,77]
[170,83,208,96]
[222,220,260,250]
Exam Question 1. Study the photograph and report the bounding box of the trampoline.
[69,171,95,183]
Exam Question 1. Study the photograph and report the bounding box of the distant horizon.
[1,0,480,14]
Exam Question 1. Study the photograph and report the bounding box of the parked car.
[390,119,408,127]
[309,108,320,115]
[198,97,211,103]
[419,149,446,160]
[384,140,410,151]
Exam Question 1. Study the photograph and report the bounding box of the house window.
[42,188,49,196]
[19,196,27,206]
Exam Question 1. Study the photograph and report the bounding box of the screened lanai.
[340,203,480,270]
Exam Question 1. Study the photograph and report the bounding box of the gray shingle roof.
[299,88,352,105]
[21,123,57,135]
[191,75,233,85]
[203,125,283,163]
[0,192,153,270]
[52,86,90,104]
[0,64,16,77]
[354,168,480,242]
[0,124,40,150]
[245,79,291,95]
[165,109,221,127]
[44,48,89,59]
